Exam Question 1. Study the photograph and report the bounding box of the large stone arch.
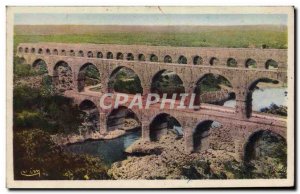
[191,119,225,153]
[243,129,286,162]
[77,62,100,92]
[149,112,183,141]
[78,99,100,132]
[108,65,144,94]
[32,58,49,74]
[192,73,236,108]
[53,60,74,92]
[150,69,186,98]
[245,76,283,118]
[106,105,141,131]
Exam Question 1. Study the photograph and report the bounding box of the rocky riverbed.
[108,131,238,179]
[52,118,140,146]
[108,129,287,180]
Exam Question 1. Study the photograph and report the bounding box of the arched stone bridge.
[17,43,288,160]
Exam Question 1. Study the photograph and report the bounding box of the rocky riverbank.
[51,129,125,146]
[52,119,141,146]
[108,128,287,180]
[108,131,238,179]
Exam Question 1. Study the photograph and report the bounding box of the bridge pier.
[234,138,245,161]
[141,121,150,141]
[99,112,107,134]
[184,127,194,154]
[76,70,84,92]
[235,100,248,119]
[142,85,151,105]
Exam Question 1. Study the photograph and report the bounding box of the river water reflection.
[65,130,141,165]
[223,87,287,110]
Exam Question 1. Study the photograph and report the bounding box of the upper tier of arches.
[17,43,287,70]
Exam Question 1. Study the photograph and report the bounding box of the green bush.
[14,129,109,180]
[13,57,37,77]
[13,85,83,134]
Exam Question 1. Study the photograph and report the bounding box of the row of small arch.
[19,46,279,69]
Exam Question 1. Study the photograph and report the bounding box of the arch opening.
[193,56,203,65]
[194,73,236,108]
[127,53,134,61]
[78,50,84,57]
[178,55,187,64]
[97,52,103,58]
[25,48,29,53]
[87,51,93,58]
[164,55,172,63]
[138,54,145,61]
[31,48,35,53]
[107,52,113,59]
[150,113,183,141]
[38,48,43,54]
[107,106,141,132]
[46,49,51,55]
[61,50,66,56]
[246,58,257,68]
[32,59,48,75]
[227,58,237,67]
[69,50,75,56]
[244,130,286,178]
[53,61,73,92]
[18,47,23,53]
[265,59,278,70]
[77,63,101,93]
[150,54,158,62]
[108,66,143,94]
[116,52,124,60]
[53,49,58,55]
[246,78,287,118]
[209,57,219,66]
[79,100,99,133]
[193,120,221,152]
[151,70,185,99]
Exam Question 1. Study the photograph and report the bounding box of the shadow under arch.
[193,73,236,108]
[246,77,281,118]
[53,60,73,92]
[106,105,141,132]
[77,63,100,92]
[245,58,257,68]
[150,69,185,99]
[108,66,143,94]
[243,129,286,163]
[192,120,221,152]
[265,59,278,70]
[78,99,100,132]
[32,58,48,74]
[149,112,183,141]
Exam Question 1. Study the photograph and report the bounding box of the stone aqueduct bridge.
[17,43,288,160]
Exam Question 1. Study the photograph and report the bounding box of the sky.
[14,13,287,26]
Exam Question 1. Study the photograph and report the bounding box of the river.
[65,129,141,166]
[223,87,287,110]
